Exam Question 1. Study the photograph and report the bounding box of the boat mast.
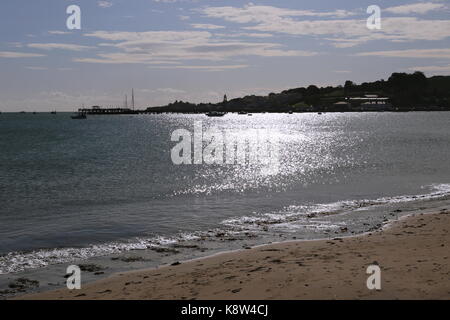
[131,88,135,111]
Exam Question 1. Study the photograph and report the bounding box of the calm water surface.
[0,112,449,275]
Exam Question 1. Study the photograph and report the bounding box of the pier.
[78,106,138,115]
[78,89,140,115]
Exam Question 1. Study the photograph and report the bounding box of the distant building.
[348,95,393,111]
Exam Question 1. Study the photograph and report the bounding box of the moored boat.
[206,111,226,117]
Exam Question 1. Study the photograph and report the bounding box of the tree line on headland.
[145,72,450,113]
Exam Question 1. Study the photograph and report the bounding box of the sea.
[0,112,449,296]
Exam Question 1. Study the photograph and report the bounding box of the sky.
[0,0,449,111]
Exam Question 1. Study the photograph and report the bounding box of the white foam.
[1,183,449,275]
[220,184,450,230]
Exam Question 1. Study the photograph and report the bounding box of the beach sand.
[17,210,449,300]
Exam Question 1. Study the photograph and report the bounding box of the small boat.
[288,111,293,114]
[71,112,87,119]
[247,113,253,116]
[238,111,247,115]
[318,112,322,115]
[51,110,56,114]
[206,111,226,117]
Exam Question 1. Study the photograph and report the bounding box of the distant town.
[78,72,450,115]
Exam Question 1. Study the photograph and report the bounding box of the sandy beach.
[17,210,449,300]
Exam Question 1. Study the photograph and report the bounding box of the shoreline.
[2,188,449,299]
[17,209,450,300]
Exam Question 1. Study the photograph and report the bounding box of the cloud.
[74,54,181,65]
[249,17,450,46]
[201,5,450,47]
[84,30,212,42]
[147,64,249,72]
[355,48,450,59]
[153,88,187,94]
[191,24,225,30]
[201,4,356,23]
[27,43,94,51]
[79,30,317,64]
[385,2,446,15]
[0,51,46,58]
[408,64,450,75]
[98,1,113,8]
[214,32,273,38]
[48,31,72,35]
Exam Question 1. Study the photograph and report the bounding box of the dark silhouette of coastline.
[146,72,450,114]
[79,72,450,114]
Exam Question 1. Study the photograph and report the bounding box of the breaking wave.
[1,183,449,274]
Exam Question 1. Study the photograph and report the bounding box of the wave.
[1,183,449,275]
[222,183,450,229]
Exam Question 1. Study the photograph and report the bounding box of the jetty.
[79,89,139,115]
[78,106,138,115]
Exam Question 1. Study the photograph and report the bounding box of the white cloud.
[355,48,450,59]
[98,1,113,8]
[147,64,249,72]
[408,64,450,75]
[74,54,181,65]
[84,30,211,42]
[27,43,94,51]
[48,31,72,35]
[191,24,225,30]
[201,4,356,23]
[201,5,450,47]
[0,51,46,58]
[385,2,446,15]
[79,30,317,64]
[215,32,273,38]
[247,17,450,46]
[153,88,187,94]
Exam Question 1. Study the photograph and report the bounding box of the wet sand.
[17,210,450,300]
